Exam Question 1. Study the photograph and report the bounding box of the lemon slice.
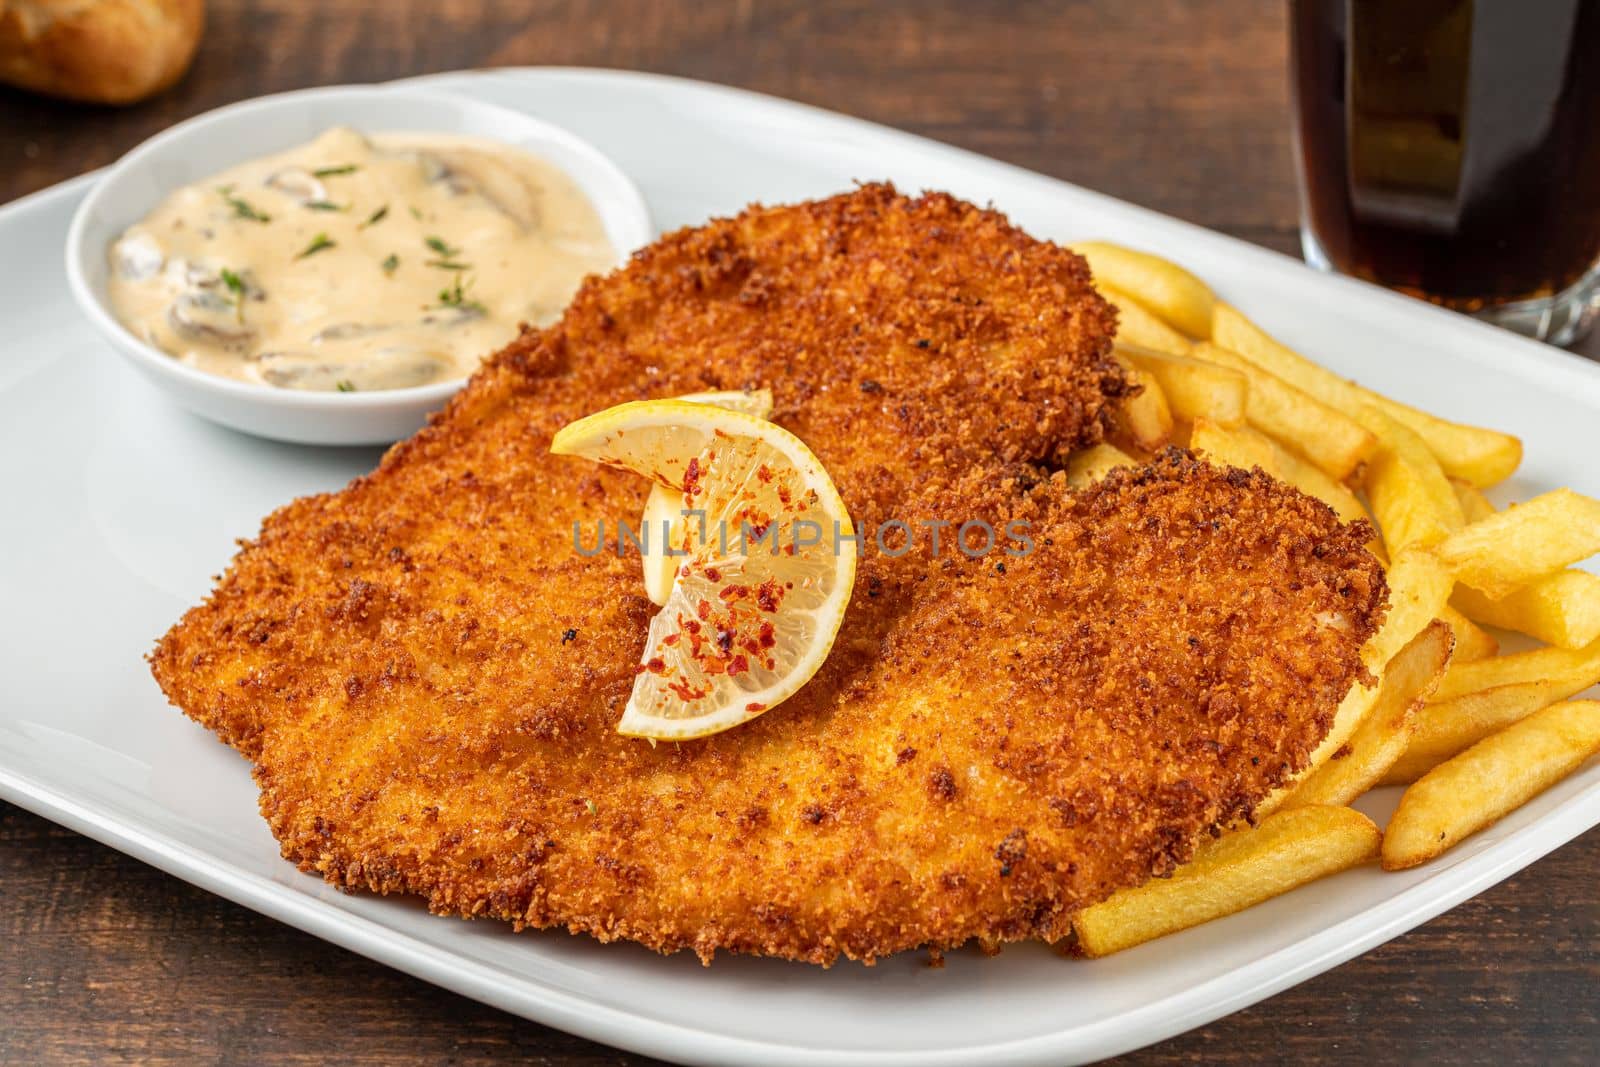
[640,390,775,605]
[552,398,856,739]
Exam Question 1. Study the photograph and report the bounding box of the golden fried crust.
[151,185,1384,965]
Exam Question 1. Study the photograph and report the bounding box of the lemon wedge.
[640,390,775,605]
[552,398,856,739]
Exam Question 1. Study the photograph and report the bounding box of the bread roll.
[0,0,204,105]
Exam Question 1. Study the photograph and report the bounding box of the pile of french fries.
[1062,241,1600,958]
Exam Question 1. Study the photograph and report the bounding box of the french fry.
[1189,419,1370,529]
[1435,488,1600,599]
[1432,635,1600,703]
[1453,572,1600,651]
[1190,416,1275,471]
[1065,443,1136,489]
[1383,681,1578,785]
[1285,621,1453,809]
[1072,242,1215,339]
[1362,406,1465,552]
[1383,636,1600,783]
[1382,701,1600,871]
[1370,402,1523,491]
[1070,806,1379,957]
[1117,344,1247,427]
[1109,354,1173,452]
[1191,341,1376,481]
[1452,480,1496,524]
[1100,286,1192,355]
[1212,302,1522,487]
[1439,486,1600,647]
[1366,547,1456,671]
[1438,604,1498,661]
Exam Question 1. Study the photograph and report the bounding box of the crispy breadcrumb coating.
[151,185,1384,964]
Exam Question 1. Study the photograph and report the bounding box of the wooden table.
[2,1,1595,1062]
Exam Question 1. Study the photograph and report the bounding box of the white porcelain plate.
[2,69,1597,1066]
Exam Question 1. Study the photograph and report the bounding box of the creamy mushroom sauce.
[107,127,616,392]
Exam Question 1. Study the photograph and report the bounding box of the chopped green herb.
[424,259,472,271]
[335,379,356,393]
[304,200,349,213]
[219,267,247,323]
[409,206,424,220]
[295,233,336,259]
[584,798,597,815]
[425,235,460,258]
[360,204,389,229]
[381,253,400,275]
[431,273,486,314]
[218,187,271,223]
[312,164,359,177]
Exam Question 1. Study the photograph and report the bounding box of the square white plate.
[2,68,1597,1066]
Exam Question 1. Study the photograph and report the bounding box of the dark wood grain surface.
[2,1,1596,1063]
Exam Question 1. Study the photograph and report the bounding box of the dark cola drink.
[1290,0,1600,343]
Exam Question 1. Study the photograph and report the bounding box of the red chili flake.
[645,656,667,674]
[719,583,751,601]
[777,485,792,506]
[727,654,750,676]
[758,621,776,648]
[756,464,773,483]
[668,679,708,701]
[661,633,680,647]
[683,456,702,497]
[704,566,721,581]
[756,578,784,613]
[746,702,767,713]
[716,627,734,653]
[696,599,712,620]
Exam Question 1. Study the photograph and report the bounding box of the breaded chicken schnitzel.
[151,184,1386,964]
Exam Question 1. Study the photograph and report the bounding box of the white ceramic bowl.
[65,85,652,445]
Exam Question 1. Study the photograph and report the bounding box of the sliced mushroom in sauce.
[259,346,451,391]
[311,322,393,343]
[167,284,257,349]
[263,168,330,206]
